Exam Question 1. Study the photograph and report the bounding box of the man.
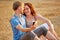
[10,1,40,40]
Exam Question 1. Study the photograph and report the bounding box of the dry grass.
[0,0,60,40]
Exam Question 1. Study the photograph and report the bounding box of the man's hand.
[33,21,37,27]
[30,21,37,30]
[30,25,36,30]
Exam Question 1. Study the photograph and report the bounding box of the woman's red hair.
[24,3,36,16]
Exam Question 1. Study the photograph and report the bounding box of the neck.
[15,10,22,17]
[26,13,33,18]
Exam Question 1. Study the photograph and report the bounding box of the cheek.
[26,9,31,13]
[23,10,26,13]
[24,7,31,13]
[18,7,21,10]
[24,9,28,13]
[28,9,31,13]
[18,7,23,11]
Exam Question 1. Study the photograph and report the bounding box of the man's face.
[17,4,24,14]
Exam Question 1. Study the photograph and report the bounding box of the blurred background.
[0,0,60,40]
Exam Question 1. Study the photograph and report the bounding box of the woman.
[23,3,60,40]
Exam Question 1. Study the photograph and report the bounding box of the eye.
[24,7,29,10]
[24,8,28,10]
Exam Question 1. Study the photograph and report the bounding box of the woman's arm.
[36,14,54,31]
[36,14,60,40]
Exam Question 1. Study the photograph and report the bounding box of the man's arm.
[10,19,36,32]
[16,24,36,32]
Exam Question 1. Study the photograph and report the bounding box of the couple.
[10,1,59,40]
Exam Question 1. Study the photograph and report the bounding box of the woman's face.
[24,5,31,15]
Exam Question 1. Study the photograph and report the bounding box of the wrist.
[31,26,36,30]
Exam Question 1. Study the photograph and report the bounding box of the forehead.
[24,5,29,8]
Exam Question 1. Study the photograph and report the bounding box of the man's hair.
[13,1,22,11]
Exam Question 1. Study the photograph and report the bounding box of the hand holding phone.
[33,21,35,25]
[33,21,37,25]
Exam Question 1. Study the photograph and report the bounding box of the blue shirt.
[10,14,26,40]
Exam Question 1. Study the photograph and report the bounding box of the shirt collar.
[14,14,23,18]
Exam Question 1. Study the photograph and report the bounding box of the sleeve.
[10,19,20,28]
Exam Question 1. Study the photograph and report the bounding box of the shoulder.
[35,14,41,19]
[35,14,46,20]
[10,15,18,23]
[36,14,42,17]
[36,14,45,18]
[22,15,26,19]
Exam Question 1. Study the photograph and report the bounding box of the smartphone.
[33,21,35,25]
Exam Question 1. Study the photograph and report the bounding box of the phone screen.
[33,22,35,25]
